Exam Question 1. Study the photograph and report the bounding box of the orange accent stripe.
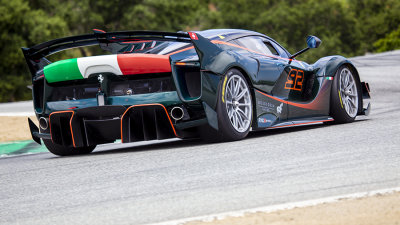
[49,110,76,147]
[268,119,334,129]
[120,104,178,143]
[365,83,370,93]
[166,46,195,56]
[93,29,106,33]
[121,40,152,44]
[175,62,186,66]
[256,89,288,104]
[255,89,323,110]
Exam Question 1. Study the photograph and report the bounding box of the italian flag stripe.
[77,55,122,78]
[44,58,83,83]
[43,54,170,83]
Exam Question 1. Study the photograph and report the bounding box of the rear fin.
[188,32,223,71]
[28,118,41,145]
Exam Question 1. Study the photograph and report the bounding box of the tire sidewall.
[330,65,361,123]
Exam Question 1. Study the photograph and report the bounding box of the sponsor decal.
[257,100,275,112]
[218,35,225,39]
[277,103,283,114]
[258,118,272,124]
[257,114,276,128]
[285,69,304,91]
[326,76,333,80]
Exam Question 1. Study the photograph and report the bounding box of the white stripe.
[77,55,122,78]
[0,112,35,116]
[146,187,400,225]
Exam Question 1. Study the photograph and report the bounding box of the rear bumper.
[31,103,208,147]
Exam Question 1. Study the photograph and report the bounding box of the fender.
[312,55,358,78]
[312,55,370,114]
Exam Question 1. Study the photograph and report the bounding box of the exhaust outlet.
[39,117,48,130]
[170,107,184,121]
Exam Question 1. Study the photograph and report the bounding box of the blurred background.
[1,0,399,102]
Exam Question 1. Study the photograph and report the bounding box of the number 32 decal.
[285,69,304,91]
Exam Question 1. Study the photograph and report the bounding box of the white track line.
[0,112,35,116]
[147,187,400,225]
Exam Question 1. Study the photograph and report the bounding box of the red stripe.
[117,54,171,75]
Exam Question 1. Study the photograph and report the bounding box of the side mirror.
[290,35,322,59]
[307,35,321,48]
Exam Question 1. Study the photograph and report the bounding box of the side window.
[269,41,290,58]
[264,42,279,56]
[236,37,273,56]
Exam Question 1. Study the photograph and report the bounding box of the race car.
[22,29,371,156]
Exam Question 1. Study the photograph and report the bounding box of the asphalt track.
[0,51,399,225]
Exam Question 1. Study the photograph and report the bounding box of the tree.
[0,0,67,101]
[374,25,400,52]
[1,0,400,102]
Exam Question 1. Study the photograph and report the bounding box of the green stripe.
[44,58,83,83]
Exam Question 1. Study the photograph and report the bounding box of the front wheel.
[43,139,96,156]
[201,69,253,142]
[330,65,361,123]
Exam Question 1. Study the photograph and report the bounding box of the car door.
[233,36,291,126]
[233,36,321,126]
[234,36,285,94]
[285,59,325,120]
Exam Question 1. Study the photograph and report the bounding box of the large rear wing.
[21,31,193,78]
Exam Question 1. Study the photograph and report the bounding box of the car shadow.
[45,118,370,158]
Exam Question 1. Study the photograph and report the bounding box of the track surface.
[1,51,399,225]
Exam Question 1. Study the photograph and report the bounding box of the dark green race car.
[22,29,371,156]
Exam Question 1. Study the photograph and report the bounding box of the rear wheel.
[43,139,96,156]
[330,66,361,123]
[201,69,253,141]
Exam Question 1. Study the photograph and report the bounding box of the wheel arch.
[222,65,258,128]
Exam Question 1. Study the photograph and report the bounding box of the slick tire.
[43,139,96,156]
[330,65,362,123]
[201,69,253,142]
